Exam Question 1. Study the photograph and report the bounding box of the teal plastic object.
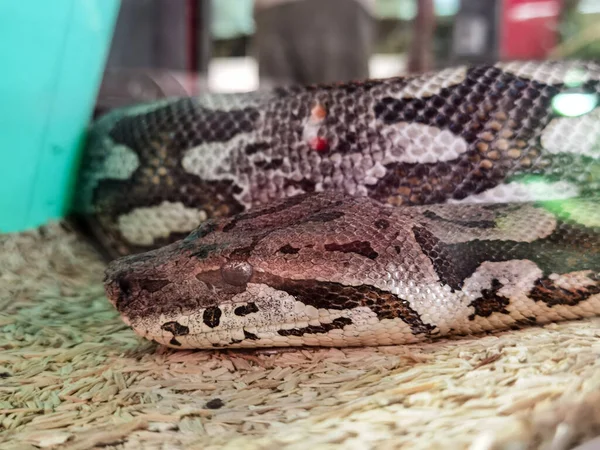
[0,0,120,233]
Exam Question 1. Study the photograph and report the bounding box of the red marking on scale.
[309,137,329,152]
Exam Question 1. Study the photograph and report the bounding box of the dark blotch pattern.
[161,321,190,336]
[185,222,217,241]
[411,226,468,291]
[529,275,600,307]
[234,302,260,316]
[80,96,253,257]
[265,276,435,335]
[513,316,538,329]
[366,65,597,206]
[412,220,600,291]
[422,210,496,229]
[223,194,310,232]
[468,279,510,320]
[243,330,259,340]
[374,219,390,229]
[324,240,379,260]
[305,210,345,223]
[118,278,133,297]
[203,307,222,328]
[229,243,259,259]
[245,142,270,155]
[278,317,353,337]
[279,244,300,254]
[284,178,317,194]
[110,99,259,148]
[169,337,182,346]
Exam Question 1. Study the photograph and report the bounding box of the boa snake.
[75,60,600,349]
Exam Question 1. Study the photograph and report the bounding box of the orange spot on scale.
[309,137,329,152]
[311,103,327,121]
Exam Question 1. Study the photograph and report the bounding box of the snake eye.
[220,261,253,286]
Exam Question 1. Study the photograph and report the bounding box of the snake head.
[104,192,436,349]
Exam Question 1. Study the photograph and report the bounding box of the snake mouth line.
[133,319,425,350]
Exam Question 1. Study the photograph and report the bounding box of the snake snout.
[103,270,130,311]
[104,266,137,310]
[104,250,175,313]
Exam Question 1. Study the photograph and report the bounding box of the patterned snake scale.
[76,60,600,349]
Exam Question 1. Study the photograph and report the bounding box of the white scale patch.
[182,133,251,179]
[380,122,469,164]
[471,264,600,328]
[118,201,207,246]
[541,107,600,159]
[449,180,580,204]
[298,122,470,199]
[77,144,140,213]
[464,260,542,301]
[461,260,542,331]
[182,132,257,207]
[396,66,468,98]
[546,197,600,229]
[195,91,270,111]
[297,68,468,193]
[495,61,600,85]
[405,260,600,338]
[420,204,558,244]
[101,144,140,179]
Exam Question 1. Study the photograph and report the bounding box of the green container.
[0,0,120,233]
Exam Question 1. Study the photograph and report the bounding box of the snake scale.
[75,60,600,349]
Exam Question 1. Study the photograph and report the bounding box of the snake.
[74,60,600,349]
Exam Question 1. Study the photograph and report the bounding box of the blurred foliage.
[554,0,600,59]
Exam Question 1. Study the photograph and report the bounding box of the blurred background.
[97,0,600,110]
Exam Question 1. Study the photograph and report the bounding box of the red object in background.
[500,0,561,59]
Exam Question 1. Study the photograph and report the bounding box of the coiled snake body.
[76,61,600,349]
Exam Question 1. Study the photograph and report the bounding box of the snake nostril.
[220,261,253,286]
[118,278,133,296]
